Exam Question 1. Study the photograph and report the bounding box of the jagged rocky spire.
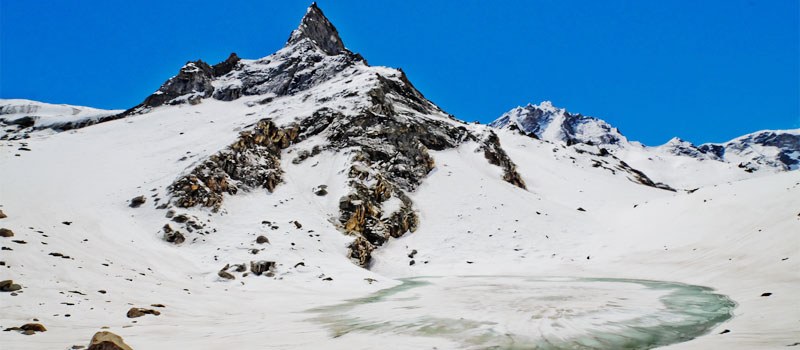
[287,2,346,55]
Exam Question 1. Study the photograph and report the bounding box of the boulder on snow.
[162,224,185,244]
[88,331,134,350]
[218,270,235,280]
[129,196,146,208]
[0,279,21,292]
[126,307,160,318]
[0,228,13,237]
[256,235,269,244]
[0,210,6,219]
[250,260,275,276]
[4,323,46,335]
[313,185,328,196]
[20,323,46,333]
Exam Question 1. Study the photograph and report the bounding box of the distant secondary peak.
[287,3,346,55]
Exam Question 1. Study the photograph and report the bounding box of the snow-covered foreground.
[1,100,798,349]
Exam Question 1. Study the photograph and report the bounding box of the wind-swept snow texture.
[1,3,798,350]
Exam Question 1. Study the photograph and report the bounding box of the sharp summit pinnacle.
[287,2,346,55]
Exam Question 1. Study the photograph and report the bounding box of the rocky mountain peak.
[287,3,346,55]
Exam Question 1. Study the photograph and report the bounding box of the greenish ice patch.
[306,276,736,350]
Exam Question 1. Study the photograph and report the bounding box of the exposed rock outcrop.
[480,131,527,189]
[169,119,298,210]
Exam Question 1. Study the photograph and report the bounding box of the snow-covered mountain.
[489,101,628,146]
[1,4,798,350]
[491,101,799,187]
[0,99,123,140]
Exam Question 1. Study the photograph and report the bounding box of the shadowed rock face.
[287,2,346,56]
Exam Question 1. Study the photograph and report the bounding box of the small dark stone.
[313,185,328,196]
[126,307,160,318]
[0,210,6,219]
[294,262,305,268]
[129,196,146,208]
[409,260,415,265]
[217,270,235,280]
[256,235,269,244]
[294,221,302,229]
[62,221,72,225]
[0,228,13,237]
[577,207,586,212]
[761,292,772,297]
[719,329,730,334]
[20,323,46,332]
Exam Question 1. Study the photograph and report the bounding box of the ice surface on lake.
[309,276,735,349]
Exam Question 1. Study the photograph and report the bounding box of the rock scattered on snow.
[0,279,21,292]
[88,331,134,350]
[129,195,146,208]
[0,228,13,237]
[313,185,328,196]
[4,323,46,335]
[126,307,161,318]
[250,260,275,276]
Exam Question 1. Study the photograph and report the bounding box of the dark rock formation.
[287,2,346,56]
[0,228,13,237]
[0,210,7,219]
[480,131,527,189]
[212,53,241,77]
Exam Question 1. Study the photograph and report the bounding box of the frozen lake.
[309,276,736,349]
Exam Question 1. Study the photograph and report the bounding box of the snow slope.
[1,3,798,350]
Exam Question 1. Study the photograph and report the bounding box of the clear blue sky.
[1,0,797,145]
